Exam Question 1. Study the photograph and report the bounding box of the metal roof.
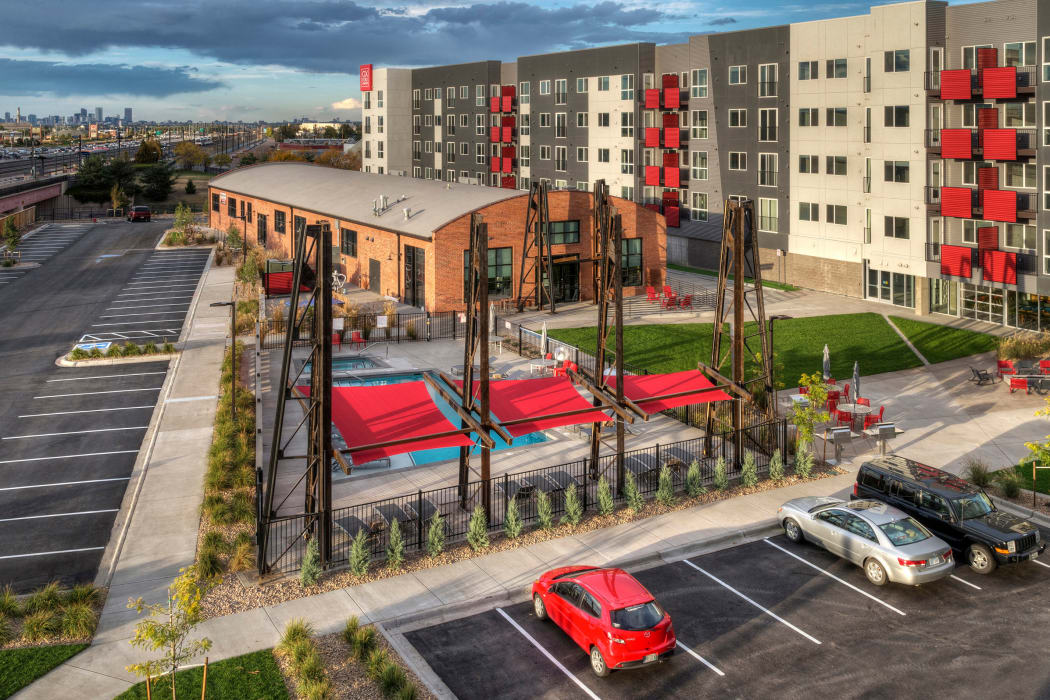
[208,162,523,240]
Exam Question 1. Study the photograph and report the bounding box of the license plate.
[644,653,658,663]
[927,555,941,566]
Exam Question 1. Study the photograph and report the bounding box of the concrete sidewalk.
[17,468,855,699]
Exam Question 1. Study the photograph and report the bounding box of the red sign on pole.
[360,64,373,92]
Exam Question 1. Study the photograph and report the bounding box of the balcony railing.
[758,216,779,232]
[925,65,1037,95]
[864,226,871,244]
[1017,252,1038,274]
[926,128,1037,157]
[927,243,1037,275]
[929,187,1036,219]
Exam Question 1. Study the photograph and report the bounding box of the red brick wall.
[208,186,666,312]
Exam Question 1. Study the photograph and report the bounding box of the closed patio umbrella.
[540,321,548,356]
[822,344,831,381]
[852,360,861,400]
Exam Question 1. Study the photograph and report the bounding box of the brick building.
[207,162,666,311]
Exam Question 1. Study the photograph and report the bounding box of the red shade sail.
[606,370,731,412]
[330,382,474,464]
[457,376,612,437]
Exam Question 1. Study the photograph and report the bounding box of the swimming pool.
[333,372,548,466]
[331,356,382,371]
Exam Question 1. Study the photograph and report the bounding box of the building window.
[476,143,486,164]
[519,113,530,136]
[826,107,847,126]
[555,146,567,171]
[621,238,643,286]
[596,76,610,91]
[446,142,456,162]
[410,90,419,109]
[475,114,485,135]
[424,141,432,154]
[691,151,708,180]
[621,111,634,137]
[256,214,267,247]
[755,198,778,233]
[759,153,778,186]
[576,77,588,93]
[758,63,778,97]
[799,155,819,173]
[549,220,580,244]
[962,160,993,186]
[539,145,551,160]
[597,148,610,163]
[691,110,707,139]
[884,105,909,127]
[884,49,910,72]
[539,113,551,128]
[576,181,589,191]
[539,79,550,96]
[1045,230,1050,273]
[460,142,469,156]
[1006,162,1037,188]
[293,215,306,236]
[884,161,909,183]
[464,247,513,300]
[690,68,708,98]
[1005,41,1036,67]
[340,228,357,257]
[962,102,993,128]
[799,202,819,221]
[758,108,777,141]
[622,185,634,200]
[962,45,993,70]
[728,109,746,127]
[519,145,530,168]
[1044,166,1050,209]
[884,216,909,239]
[826,204,847,225]
[728,152,746,170]
[555,112,566,138]
[227,196,236,217]
[555,79,567,104]
[577,112,588,128]
[868,270,915,308]
[597,113,610,127]
[690,192,708,221]
[798,61,818,80]
[211,193,219,212]
[577,146,588,162]
[1005,223,1036,250]
[962,219,994,244]
[274,210,286,234]
[620,73,634,100]
[1005,101,1036,127]
[729,65,747,84]
[826,156,847,175]
[1043,38,1050,81]
[519,81,530,105]
[799,108,818,126]
[826,58,847,78]
[621,149,634,175]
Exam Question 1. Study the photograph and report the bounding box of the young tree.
[685,460,706,497]
[795,443,814,479]
[596,475,614,516]
[300,537,320,587]
[655,465,676,506]
[3,216,20,250]
[238,153,257,167]
[713,456,729,491]
[174,141,207,170]
[740,451,758,488]
[213,153,232,169]
[268,149,306,162]
[792,373,830,449]
[466,505,489,551]
[134,139,162,164]
[769,449,785,482]
[386,518,404,569]
[426,511,445,557]
[184,179,196,194]
[504,496,522,539]
[76,155,108,189]
[126,565,215,700]
[348,530,369,577]
[110,183,129,212]
[624,470,644,512]
[536,489,553,529]
[561,483,583,526]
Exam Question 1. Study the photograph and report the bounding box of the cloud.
[0,58,224,97]
[709,16,736,25]
[331,97,362,110]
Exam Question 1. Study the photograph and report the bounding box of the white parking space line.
[0,477,130,492]
[19,406,155,418]
[681,560,822,645]
[47,371,167,382]
[91,321,183,327]
[495,608,602,700]
[101,311,188,317]
[110,295,193,303]
[1033,559,1050,569]
[762,539,906,616]
[949,574,982,590]
[105,303,190,310]
[3,426,148,440]
[0,547,105,561]
[0,450,139,465]
[674,641,725,676]
[119,286,198,293]
[123,282,200,288]
[0,509,119,524]
[35,387,162,398]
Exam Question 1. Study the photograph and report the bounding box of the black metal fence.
[260,414,790,573]
[259,310,470,350]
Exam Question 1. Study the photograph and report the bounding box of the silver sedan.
[777,497,955,586]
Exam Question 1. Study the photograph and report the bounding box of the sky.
[0,0,986,123]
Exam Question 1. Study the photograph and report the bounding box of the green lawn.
[888,316,999,364]
[0,644,87,699]
[114,649,287,700]
[667,262,799,292]
[548,313,922,389]
[1014,462,1050,495]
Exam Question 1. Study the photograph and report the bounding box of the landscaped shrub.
[197,547,222,579]
[740,451,758,488]
[89,347,103,358]
[795,443,814,479]
[466,505,489,551]
[351,626,376,660]
[122,342,142,356]
[60,603,97,638]
[202,532,228,553]
[228,540,255,572]
[298,678,332,700]
[996,469,1022,498]
[143,341,158,354]
[769,450,784,482]
[655,466,676,506]
[596,475,614,515]
[0,612,11,645]
[396,682,419,700]
[349,530,369,577]
[23,582,61,615]
[21,610,58,642]
[297,653,326,684]
[300,538,321,587]
[279,619,315,652]
[229,489,255,523]
[106,344,123,358]
[386,519,404,569]
[286,639,314,670]
[0,585,20,617]
[624,471,644,512]
[536,489,553,529]
[342,616,360,646]
[426,511,445,557]
[366,648,390,681]
[713,456,729,491]
[965,459,993,488]
[69,347,88,360]
[380,662,408,697]
[162,342,176,354]
[504,496,522,539]
[999,332,1050,360]
[685,460,706,497]
[561,483,583,525]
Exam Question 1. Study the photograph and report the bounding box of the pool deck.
[260,339,706,515]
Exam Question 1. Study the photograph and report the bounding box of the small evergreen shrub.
[504,496,523,539]
[769,449,784,482]
[713,456,729,491]
[740,451,758,488]
[596,475,614,515]
[386,518,405,569]
[536,489,553,529]
[685,460,706,497]
[624,470,644,512]
[349,530,369,577]
[655,465,676,506]
[561,483,583,526]
[795,442,814,479]
[426,511,445,557]
[466,505,489,551]
[300,537,321,587]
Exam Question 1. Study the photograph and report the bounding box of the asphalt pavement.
[0,220,211,591]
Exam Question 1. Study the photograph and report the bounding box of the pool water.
[333,372,548,466]
[332,356,381,371]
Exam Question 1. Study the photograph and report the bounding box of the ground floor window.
[866,269,914,308]
[621,238,643,287]
[932,281,1050,330]
[961,283,1004,324]
[929,278,957,316]
[463,246,513,300]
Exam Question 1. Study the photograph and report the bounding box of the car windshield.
[610,601,664,631]
[879,517,932,546]
[953,491,993,520]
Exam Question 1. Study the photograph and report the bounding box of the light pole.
[211,300,237,421]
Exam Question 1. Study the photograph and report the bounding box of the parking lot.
[404,532,1050,698]
[0,223,94,285]
[0,221,212,590]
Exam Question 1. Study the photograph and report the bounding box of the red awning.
[457,376,612,437]
[329,382,474,464]
[606,370,731,412]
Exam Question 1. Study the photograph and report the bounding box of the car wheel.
[864,558,888,586]
[783,518,804,543]
[532,594,547,621]
[589,646,610,677]
[967,543,997,574]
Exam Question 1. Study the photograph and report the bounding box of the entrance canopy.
[330,382,474,464]
[607,370,731,412]
[457,376,612,436]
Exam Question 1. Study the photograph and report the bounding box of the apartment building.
[361,0,1050,326]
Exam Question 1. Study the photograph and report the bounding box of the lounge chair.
[969,367,994,386]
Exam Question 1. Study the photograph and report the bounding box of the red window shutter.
[501,96,513,113]
[977,108,998,129]
[664,127,680,149]
[645,166,661,186]
[662,152,678,168]
[940,187,973,218]
[644,204,661,212]
[490,126,500,143]
[977,226,999,252]
[501,127,512,143]
[662,73,679,88]
[983,189,1017,222]
[501,176,516,189]
[501,85,515,98]
[976,47,998,70]
[645,127,660,148]
[662,190,679,205]
[490,157,500,173]
[490,96,500,113]
[662,112,679,128]
[982,66,1016,99]
[502,158,512,174]
[663,87,680,110]
[983,250,1017,284]
[664,167,680,188]
[501,145,515,160]
[977,167,998,191]
[982,129,1017,161]
[644,89,660,109]
[941,129,973,159]
[940,69,972,100]
[940,245,973,278]
[665,205,680,228]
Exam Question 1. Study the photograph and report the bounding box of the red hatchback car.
[531,566,676,677]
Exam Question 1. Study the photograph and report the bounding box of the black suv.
[855,456,1044,574]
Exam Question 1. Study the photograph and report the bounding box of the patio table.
[837,403,871,431]
[489,336,503,356]
[530,358,557,376]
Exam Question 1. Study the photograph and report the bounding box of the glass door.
[928,103,942,148]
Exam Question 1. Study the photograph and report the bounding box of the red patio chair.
[863,406,885,430]
[835,409,853,429]
[350,330,365,350]
[842,384,850,401]
[827,389,840,402]
[798,386,809,395]
[662,284,674,299]
[1009,377,1030,394]
[552,360,571,378]
[545,352,553,360]
[826,398,838,414]
[646,286,659,302]
[827,378,837,385]
[661,295,678,310]
[1039,360,1050,375]
[678,294,693,310]
[856,397,870,407]
[331,332,341,349]
[997,360,1016,379]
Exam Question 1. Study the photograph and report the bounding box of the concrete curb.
[56,352,179,368]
